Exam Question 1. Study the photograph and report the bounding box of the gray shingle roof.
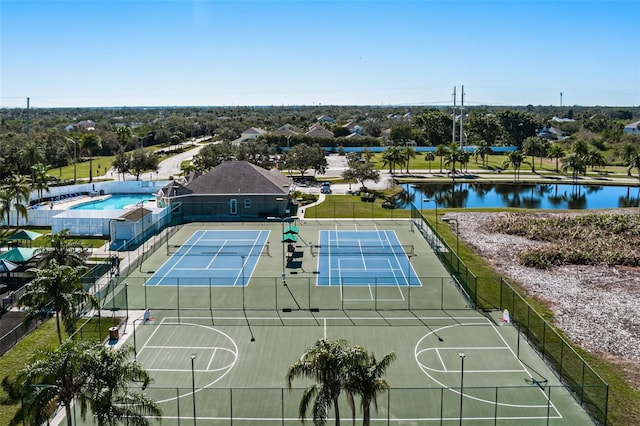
[184,161,292,195]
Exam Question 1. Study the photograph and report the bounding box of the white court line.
[414,322,560,411]
[435,348,447,372]
[207,348,218,370]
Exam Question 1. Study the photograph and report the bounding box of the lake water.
[402,183,640,210]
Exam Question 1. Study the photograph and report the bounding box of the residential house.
[623,120,640,135]
[305,123,334,138]
[342,120,364,135]
[316,115,334,123]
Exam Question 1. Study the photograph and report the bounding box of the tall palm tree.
[31,163,51,204]
[472,140,492,168]
[400,146,416,173]
[19,260,95,344]
[522,136,548,173]
[20,140,45,182]
[434,144,448,173]
[115,126,132,149]
[0,187,12,235]
[19,340,96,426]
[79,345,161,426]
[547,144,565,172]
[380,146,402,174]
[286,339,350,426]
[80,133,103,183]
[561,153,586,183]
[585,148,607,172]
[38,229,88,267]
[424,152,435,173]
[502,150,525,182]
[444,143,465,176]
[344,347,396,426]
[4,173,31,228]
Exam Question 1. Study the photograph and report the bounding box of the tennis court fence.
[411,204,608,425]
[61,384,603,425]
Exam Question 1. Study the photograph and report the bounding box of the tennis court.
[315,229,420,287]
[90,219,600,425]
[146,230,270,286]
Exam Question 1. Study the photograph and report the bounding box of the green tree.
[282,143,327,178]
[423,152,435,173]
[115,126,132,149]
[38,229,88,268]
[380,146,402,174]
[561,153,586,182]
[522,137,548,173]
[0,188,12,234]
[79,345,161,426]
[585,148,607,172]
[4,173,31,228]
[342,161,380,192]
[20,141,45,182]
[112,149,131,181]
[413,109,452,146]
[547,144,566,172]
[502,150,525,182]
[434,144,448,173]
[443,143,465,175]
[627,153,640,181]
[18,340,96,426]
[286,339,351,426]
[389,123,413,146]
[19,260,95,344]
[466,110,503,145]
[344,347,396,426]
[400,146,416,173]
[472,141,492,168]
[80,133,103,183]
[496,110,539,148]
[31,163,51,204]
[129,149,159,181]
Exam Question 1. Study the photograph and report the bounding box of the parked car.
[320,182,332,194]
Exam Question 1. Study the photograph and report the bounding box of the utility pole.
[459,85,465,147]
[452,87,457,144]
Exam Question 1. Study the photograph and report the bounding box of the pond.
[400,183,640,210]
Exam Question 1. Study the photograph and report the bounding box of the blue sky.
[1,0,638,108]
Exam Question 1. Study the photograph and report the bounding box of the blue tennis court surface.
[146,230,270,286]
[316,230,420,286]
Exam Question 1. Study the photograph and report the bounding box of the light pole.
[64,137,77,184]
[422,198,437,231]
[443,217,459,273]
[132,317,143,358]
[190,353,197,426]
[459,352,465,426]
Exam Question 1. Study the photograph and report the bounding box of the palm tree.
[547,144,565,172]
[503,150,525,182]
[31,163,51,204]
[344,347,396,426]
[19,340,96,426]
[115,126,132,149]
[20,140,45,182]
[380,146,402,174]
[522,136,548,173]
[585,148,606,172]
[434,144,448,173]
[4,173,31,228]
[0,187,12,235]
[19,260,95,344]
[472,140,492,168]
[286,339,350,426]
[561,153,586,183]
[424,152,435,173]
[80,133,103,183]
[400,146,416,173]
[444,143,465,176]
[627,153,640,181]
[79,344,161,426]
[38,228,88,267]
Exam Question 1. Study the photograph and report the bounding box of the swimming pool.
[71,194,156,210]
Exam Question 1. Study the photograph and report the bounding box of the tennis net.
[167,242,270,256]
[310,244,414,257]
